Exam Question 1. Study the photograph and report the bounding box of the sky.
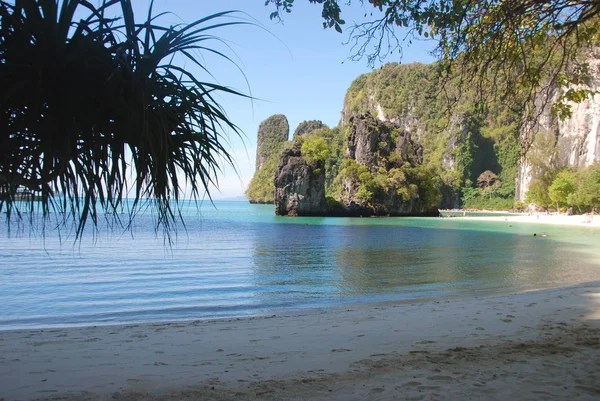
[131,1,436,199]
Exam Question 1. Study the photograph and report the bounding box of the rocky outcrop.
[274,113,439,217]
[293,120,327,139]
[256,114,289,172]
[246,114,290,204]
[264,55,600,213]
[342,59,600,206]
[274,144,326,216]
[346,113,422,170]
[339,113,437,216]
[516,48,600,200]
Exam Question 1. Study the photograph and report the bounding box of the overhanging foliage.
[0,0,248,239]
[268,1,600,118]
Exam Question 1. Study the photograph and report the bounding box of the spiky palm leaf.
[0,0,247,239]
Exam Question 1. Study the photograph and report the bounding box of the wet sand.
[1,282,600,401]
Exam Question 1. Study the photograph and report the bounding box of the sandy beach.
[1,282,600,401]
[449,212,600,228]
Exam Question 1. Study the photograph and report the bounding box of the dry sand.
[1,283,600,401]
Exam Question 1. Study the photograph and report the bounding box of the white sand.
[452,213,600,227]
[2,283,600,401]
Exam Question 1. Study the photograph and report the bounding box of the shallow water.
[1,201,599,329]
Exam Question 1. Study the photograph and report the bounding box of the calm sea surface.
[1,201,599,330]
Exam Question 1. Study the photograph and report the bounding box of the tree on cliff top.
[268,0,600,118]
[293,120,327,139]
[0,0,247,239]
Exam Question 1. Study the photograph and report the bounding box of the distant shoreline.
[439,210,600,227]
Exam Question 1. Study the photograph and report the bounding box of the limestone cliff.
[346,113,423,169]
[342,59,600,207]
[273,112,439,217]
[255,57,600,213]
[338,113,438,216]
[342,62,520,209]
[255,114,289,172]
[516,48,600,200]
[274,143,326,216]
[245,114,290,204]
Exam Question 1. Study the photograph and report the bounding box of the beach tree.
[548,169,577,210]
[0,0,247,239]
[476,170,497,189]
[569,163,600,212]
[476,170,501,200]
[300,134,333,166]
[526,176,552,210]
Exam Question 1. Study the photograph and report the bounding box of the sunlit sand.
[2,283,600,400]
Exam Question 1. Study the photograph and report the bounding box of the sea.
[1,200,599,330]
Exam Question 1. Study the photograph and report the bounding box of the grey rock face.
[346,113,422,172]
[274,146,326,216]
[349,113,422,166]
[293,120,327,139]
[273,113,436,217]
[342,113,433,216]
[516,48,600,200]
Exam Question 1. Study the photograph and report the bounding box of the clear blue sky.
[133,1,436,198]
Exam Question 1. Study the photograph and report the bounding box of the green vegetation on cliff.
[337,159,441,210]
[245,156,281,203]
[250,61,597,213]
[281,114,440,215]
[245,114,290,203]
[254,114,289,169]
[343,62,521,209]
[299,127,345,195]
[293,120,327,139]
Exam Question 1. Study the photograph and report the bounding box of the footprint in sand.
[427,375,455,382]
[399,381,422,388]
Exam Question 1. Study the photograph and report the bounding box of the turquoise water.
[1,201,599,329]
